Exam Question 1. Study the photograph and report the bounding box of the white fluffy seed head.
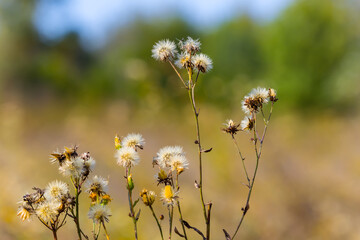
[192,53,213,73]
[44,180,69,200]
[121,133,145,149]
[152,39,177,62]
[240,116,254,132]
[155,146,185,169]
[115,147,140,167]
[250,87,269,104]
[179,37,201,54]
[88,204,111,224]
[36,200,61,222]
[170,155,189,174]
[85,175,109,195]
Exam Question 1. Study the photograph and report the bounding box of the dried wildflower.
[36,200,61,222]
[121,133,145,150]
[140,189,156,206]
[175,52,193,69]
[152,39,177,62]
[156,169,171,185]
[170,155,189,175]
[88,204,111,224]
[161,185,178,206]
[154,146,185,169]
[17,203,32,221]
[44,180,69,200]
[242,87,269,114]
[240,116,255,132]
[269,88,278,102]
[179,37,201,54]
[222,119,240,135]
[85,175,109,196]
[115,147,140,167]
[50,150,66,165]
[83,156,96,173]
[192,53,213,73]
[58,157,83,178]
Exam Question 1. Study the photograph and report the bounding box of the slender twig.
[175,174,188,239]
[149,205,164,240]
[168,205,174,240]
[169,61,188,89]
[126,167,138,240]
[102,221,110,240]
[74,185,83,240]
[52,229,58,240]
[231,105,274,240]
[231,135,250,184]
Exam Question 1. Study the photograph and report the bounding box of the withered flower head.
[241,116,255,132]
[156,169,172,186]
[179,37,201,54]
[175,52,193,69]
[269,88,278,102]
[222,119,240,135]
[140,189,156,206]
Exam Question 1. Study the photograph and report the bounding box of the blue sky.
[33,0,293,49]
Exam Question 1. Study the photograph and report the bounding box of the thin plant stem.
[169,61,188,89]
[149,205,164,240]
[52,229,58,240]
[231,134,250,184]
[231,105,274,240]
[102,221,110,240]
[74,185,83,240]
[126,168,138,240]
[175,174,188,239]
[168,205,174,240]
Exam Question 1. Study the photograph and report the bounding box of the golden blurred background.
[1,0,360,239]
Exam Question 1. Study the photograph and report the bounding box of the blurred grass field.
[1,0,360,239]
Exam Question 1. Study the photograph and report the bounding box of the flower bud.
[127,174,134,191]
[115,134,121,150]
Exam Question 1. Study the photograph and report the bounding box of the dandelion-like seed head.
[44,180,69,200]
[241,116,255,132]
[175,52,193,69]
[88,204,111,224]
[192,53,213,73]
[36,200,60,222]
[85,175,109,196]
[121,133,145,150]
[84,157,96,172]
[170,155,189,175]
[251,87,269,105]
[242,87,269,114]
[58,157,83,178]
[115,147,140,167]
[179,37,201,54]
[222,119,240,135]
[152,39,177,62]
[161,185,178,206]
[155,146,185,169]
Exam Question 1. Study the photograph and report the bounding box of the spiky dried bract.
[192,53,213,73]
[88,204,111,224]
[140,189,156,206]
[175,52,193,69]
[170,155,189,175]
[152,39,177,62]
[36,200,61,222]
[17,203,32,221]
[44,180,69,200]
[242,87,270,114]
[115,146,140,167]
[122,133,145,150]
[161,185,178,206]
[241,116,255,132]
[179,37,201,54]
[269,88,278,102]
[85,175,109,196]
[222,119,241,135]
[154,146,185,169]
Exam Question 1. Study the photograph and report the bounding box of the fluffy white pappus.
[155,146,185,169]
[170,154,189,173]
[85,175,109,194]
[240,116,254,132]
[88,204,111,224]
[44,180,69,200]
[84,157,96,172]
[179,37,201,53]
[58,157,83,178]
[175,52,191,69]
[192,53,213,73]
[36,200,61,222]
[115,147,140,167]
[250,87,269,104]
[121,133,145,149]
[152,39,177,62]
